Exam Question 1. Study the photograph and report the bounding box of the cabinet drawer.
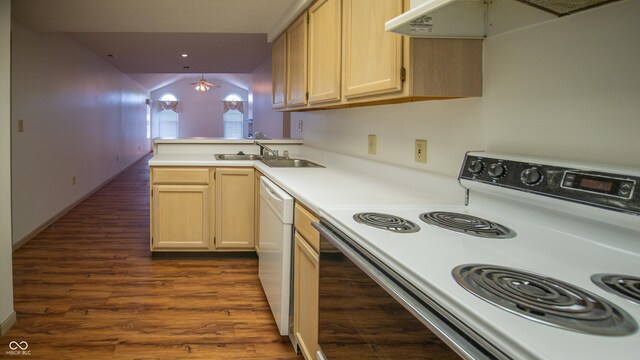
[152,168,210,185]
[294,203,320,252]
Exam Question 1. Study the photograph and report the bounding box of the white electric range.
[314,152,640,360]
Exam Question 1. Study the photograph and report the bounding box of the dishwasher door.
[258,176,294,336]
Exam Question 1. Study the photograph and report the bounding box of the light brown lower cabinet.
[294,232,319,360]
[150,166,255,252]
[293,202,321,360]
[215,167,255,250]
[150,167,213,251]
[151,184,212,250]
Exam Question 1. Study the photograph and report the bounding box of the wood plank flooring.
[2,154,302,359]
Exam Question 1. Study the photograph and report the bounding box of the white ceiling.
[11,0,298,91]
[11,0,297,33]
[66,32,272,74]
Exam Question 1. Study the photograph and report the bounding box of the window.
[160,93,177,101]
[223,94,244,139]
[158,93,179,138]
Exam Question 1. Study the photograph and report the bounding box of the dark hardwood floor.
[2,154,301,359]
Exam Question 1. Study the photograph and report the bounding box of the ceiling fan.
[190,74,220,92]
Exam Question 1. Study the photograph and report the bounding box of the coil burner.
[419,212,515,238]
[453,264,638,336]
[592,274,640,305]
[353,212,420,233]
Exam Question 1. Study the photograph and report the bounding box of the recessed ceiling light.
[181,54,188,58]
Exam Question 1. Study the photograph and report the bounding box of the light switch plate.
[18,119,24,132]
[368,135,377,155]
[415,139,427,163]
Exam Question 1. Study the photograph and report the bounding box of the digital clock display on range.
[562,172,634,198]
[579,178,613,192]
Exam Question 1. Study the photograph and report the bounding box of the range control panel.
[459,153,640,215]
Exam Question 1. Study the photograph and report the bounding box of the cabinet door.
[286,13,308,107]
[152,184,211,250]
[294,232,319,360]
[215,168,255,249]
[308,0,341,104]
[272,33,287,109]
[343,0,403,98]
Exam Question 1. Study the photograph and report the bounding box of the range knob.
[488,163,507,179]
[467,160,485,175]
[521,168,543,186]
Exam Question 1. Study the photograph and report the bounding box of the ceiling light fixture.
[181,54,188,58]
[192,74,220,92]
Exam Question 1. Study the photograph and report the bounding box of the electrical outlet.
[72,176,76,185]
[368,135,377,155]
[298,120,303,132]
[415,139,427,163]
[18,119,24,132]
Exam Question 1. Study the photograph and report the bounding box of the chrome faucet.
[255,141,279,157]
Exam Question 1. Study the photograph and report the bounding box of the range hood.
[385,0,620,38]
[384,0,486,38]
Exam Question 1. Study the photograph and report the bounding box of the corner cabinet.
[215,168,255,250]
[150,168,214,251]
[293,203,320,360]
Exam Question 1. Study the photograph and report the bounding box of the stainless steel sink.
[214,154,263,161]
[261,158,325,168]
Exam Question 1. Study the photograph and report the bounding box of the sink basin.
[214,154,263,161]
[262,158,325,168]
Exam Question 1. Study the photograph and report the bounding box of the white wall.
[252,56,284,138]
[150,78,249,138]
[0,0,15,335]
[293,0,640,177]
[11,22,151,244]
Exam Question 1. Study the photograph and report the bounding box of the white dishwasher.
[258,176,294,337]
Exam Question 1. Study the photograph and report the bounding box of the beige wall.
[252,56,284,138]
[293,0,640,176]
[11,22,151,244]
[0,0,15,335]
[150,78,248,138]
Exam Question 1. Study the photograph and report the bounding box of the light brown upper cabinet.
[342,0,403,99]
[286,14,308,107]
[272,34,287,109]
[308,0,342,104]
[271,0,482,111]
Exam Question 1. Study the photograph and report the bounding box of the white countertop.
[153,137,304,145]
[149,147,466,211]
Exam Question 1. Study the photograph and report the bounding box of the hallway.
[2,155,300,359]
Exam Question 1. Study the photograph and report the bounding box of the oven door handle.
[313,221,510,360]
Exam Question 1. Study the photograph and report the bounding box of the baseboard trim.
[12,152,152,252]
[0,310,16,337]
